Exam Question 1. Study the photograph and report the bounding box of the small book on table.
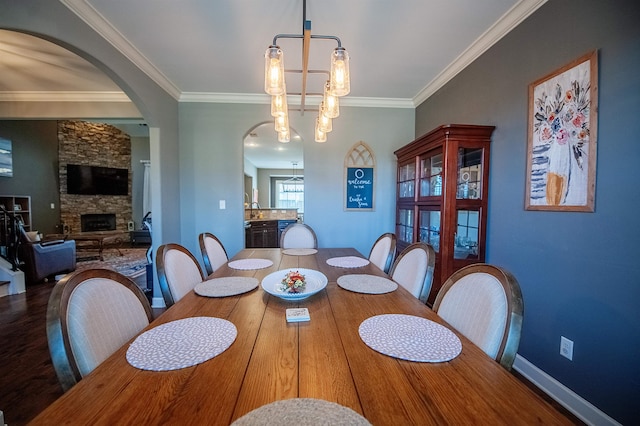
[286,308,310,323]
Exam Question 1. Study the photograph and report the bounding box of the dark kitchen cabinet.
[246,220,278,248]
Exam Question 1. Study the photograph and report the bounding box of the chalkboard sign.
[346,167,374,210]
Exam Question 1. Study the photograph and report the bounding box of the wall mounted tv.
[67,164,129,195]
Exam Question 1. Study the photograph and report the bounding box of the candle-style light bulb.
[264,46,285,95]
[329,47,350,97]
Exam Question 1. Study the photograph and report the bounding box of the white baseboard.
[151,296,166,309]
[513,354,621,426]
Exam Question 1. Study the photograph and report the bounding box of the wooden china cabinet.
[394,124,494,305]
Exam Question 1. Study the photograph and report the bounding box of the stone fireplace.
[58,121,133,233]
[81,213,116,232]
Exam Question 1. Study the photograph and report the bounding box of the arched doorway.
[0,29,151,232]
[243,122,304,246]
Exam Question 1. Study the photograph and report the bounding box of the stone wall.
[58,121,132,233]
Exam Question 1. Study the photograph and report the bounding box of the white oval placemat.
[228,258,273,270]
[359,314,462,362]
[232,398,371,426]
[282,248,318,256]
[326,256,370,268]
[194,276,259,297]
[337,274,398,294]
[126,317,237,371]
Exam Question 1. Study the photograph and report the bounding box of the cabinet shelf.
[0,195,32,231]
[395,125,494,305]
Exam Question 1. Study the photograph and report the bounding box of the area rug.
[73,248,150,279]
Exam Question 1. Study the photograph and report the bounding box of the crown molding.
[413,0,548,106]
[339,97,415,109]
[0,91,132,102]
[179,92,414,109]
[179,92,271,104]
[60,0,181,100]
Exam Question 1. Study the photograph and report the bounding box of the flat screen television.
[67,164,129,195]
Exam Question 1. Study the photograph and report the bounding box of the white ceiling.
[0,0,546,168]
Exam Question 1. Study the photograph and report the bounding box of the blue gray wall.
[178,102,414,261]
[415,0,640,423]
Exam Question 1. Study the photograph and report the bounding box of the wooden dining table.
[30,248,572,425]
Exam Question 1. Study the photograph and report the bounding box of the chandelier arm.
[273,34,341,48]
[289,108,321,112]
[310,34,342,48]
[284,70,330,77]
[272,34,303,45]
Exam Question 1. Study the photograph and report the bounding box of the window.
[272,176,304,213]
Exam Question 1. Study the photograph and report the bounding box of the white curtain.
[141,160,151,216]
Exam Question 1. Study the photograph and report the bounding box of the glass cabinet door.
[420,152,443,197]
[396,207,414,244]
[457,147,483,200]
[455,209,480,260]
[419,208,441,253]
[398,162,416,199]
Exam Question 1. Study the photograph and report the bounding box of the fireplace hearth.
[81,213,116,232]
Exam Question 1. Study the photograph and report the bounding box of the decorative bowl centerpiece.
[262,268,328,300]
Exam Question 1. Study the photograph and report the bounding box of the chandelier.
[264,0,350,143]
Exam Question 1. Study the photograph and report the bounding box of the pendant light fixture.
[264,46,285,96]
[264,0,350,143]
[329,47,350,97]
[283,161,304,192]
[322,81,339,119]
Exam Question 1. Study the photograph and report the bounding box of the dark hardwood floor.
[0,280,63,425]
[0,276,584,425]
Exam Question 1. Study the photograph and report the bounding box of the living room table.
[47,230,129,261]
[30,248,572,425]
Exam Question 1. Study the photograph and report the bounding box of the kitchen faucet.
[249,201,261,218]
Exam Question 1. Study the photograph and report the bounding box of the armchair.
[18,225,76,283]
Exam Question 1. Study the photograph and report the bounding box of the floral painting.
[526,51,598,212]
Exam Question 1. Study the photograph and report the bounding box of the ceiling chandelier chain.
[264,0,350,143]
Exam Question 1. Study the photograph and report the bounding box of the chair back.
[198,232,228,275]
[46,269,153,391]
[433,263,524,370]
[389,242,435,303]
[280,223,318,249]
[156,243,205,307]
[368,233,397,274]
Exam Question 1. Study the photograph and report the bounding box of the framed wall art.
[344,141,375,211]
[0,137,13,177]
[525,50,598,212]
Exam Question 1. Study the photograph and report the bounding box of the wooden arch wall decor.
[344,141,376,211]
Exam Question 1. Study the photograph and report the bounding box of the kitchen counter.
[244,208,297,221]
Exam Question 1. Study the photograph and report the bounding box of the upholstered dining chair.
[156,243,205,307]
[389,242,435,304]
[280,223,318,249]
[432,263,524,370]
[198,232,228,275]
[368,232,397,274]
[46,269,153,392]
